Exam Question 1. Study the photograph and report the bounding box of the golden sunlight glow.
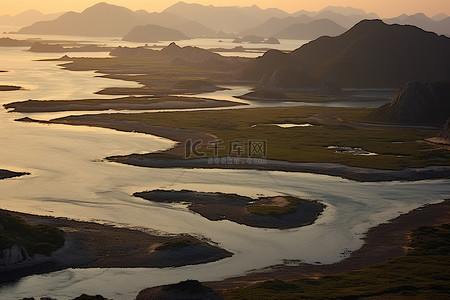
[1,0,449,17]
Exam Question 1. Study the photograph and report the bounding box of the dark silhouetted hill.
[160,42,221,63]
[122,24,188,42]
[274,19,346,40]
[370,81,450,126]
[240,20,450,89]
[17,2,214,38]
[163,1,289,33]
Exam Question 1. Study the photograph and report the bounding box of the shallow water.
[0,43,448,299]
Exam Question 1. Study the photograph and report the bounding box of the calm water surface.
[0,40,448,299]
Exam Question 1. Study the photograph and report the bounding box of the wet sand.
[0,211,232,283]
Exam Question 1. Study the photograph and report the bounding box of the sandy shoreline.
[109,154,450,182]
[5,96,246,113]
[207,199,450,290]
[0,211,232,284]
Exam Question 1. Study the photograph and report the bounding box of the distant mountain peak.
[82,2,133,14]
[319,5,370,16]
[167,42,181,49]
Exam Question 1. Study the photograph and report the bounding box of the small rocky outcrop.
[263,37,280,44]
[0,245,29,266]
[71,294,109,300]
[439,118,450,141]
[370,81,450,125]
[29,42,65,52]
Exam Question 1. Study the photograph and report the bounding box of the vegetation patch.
[134,190,324,229]
[155,237,200,251]
[223,223,450,299]
[93,106,448,170]
[0,210,65,256]
[246,197,302,217]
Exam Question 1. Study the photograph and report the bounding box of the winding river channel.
[0,46,449,299]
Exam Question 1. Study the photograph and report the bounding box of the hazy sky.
[2,0,450,18]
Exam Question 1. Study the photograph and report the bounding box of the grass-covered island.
[133,190,325,229]
[4,95,245,113]
[32,105,450,181]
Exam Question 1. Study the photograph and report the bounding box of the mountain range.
[0,10,63,27]
[12,2,450,41]
[384,13,450,36]
[17,2,213,38]
[240,20,450,89]
[162,1,289,33]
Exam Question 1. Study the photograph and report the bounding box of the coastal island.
[0,85,21,91]
[5,95,246,113]
[134,190,325,229]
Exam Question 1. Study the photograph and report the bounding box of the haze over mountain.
[240,7,376,38]
[240,20,450,89]
[292,6,379,28]
[273,19,346,40]
[384,13,450,36]
[163,1,289,33]
[122,25,188,43]
[14,2,450,41]
[431,13,449,21]
[17,2,214,38]
[0,10,63,27]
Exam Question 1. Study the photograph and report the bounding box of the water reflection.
[0,42,447,300]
